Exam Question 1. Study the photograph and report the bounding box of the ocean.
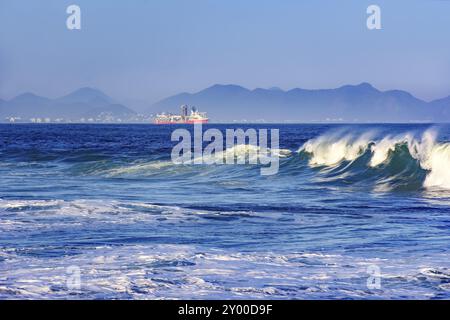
[0,123,449,299]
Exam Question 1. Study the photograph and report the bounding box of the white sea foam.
[0,199,263,233]
[99,145,292,177]
[1,243,448,299]
[421,142,450,189]
[190,144,292,164]
[104,160,174,176]
[369,134,410,167]
[301,132,375,166]
[0,197,449,299]
[300,129,450,190]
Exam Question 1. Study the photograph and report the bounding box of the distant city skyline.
[1,0,450,104]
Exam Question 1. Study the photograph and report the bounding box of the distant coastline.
[1,83,449,123]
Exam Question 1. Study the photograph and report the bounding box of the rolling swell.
[93,130,449,192]
[68,130,450,192]
[2,127,449,192]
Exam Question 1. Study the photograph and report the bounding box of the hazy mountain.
[1,88,136,122]
[430,96,450,119]
[82,104,136,118]
[56,87,114,106]
[120,98,152,114]
[3,84,449,123]
[2,93,53,118]
[150,83,449,122]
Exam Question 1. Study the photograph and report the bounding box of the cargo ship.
[154,105,208,124]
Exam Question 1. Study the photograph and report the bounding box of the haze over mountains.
[1,83,449,123]
[0,87,138,123]
[151,83,450,123]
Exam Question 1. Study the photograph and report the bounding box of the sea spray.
[301,131,375,166]
[299,129,450,190]
[422,143,450,189]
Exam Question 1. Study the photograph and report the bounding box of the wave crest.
[299,129,450,190]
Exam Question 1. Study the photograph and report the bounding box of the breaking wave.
[80,132,450,191]
[299,129,450,191]
[90,144,292,177]
[40,132,450,192]
[188,144,292,164]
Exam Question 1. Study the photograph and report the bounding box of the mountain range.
[0,87,136,121]
[150,83,450,122]
[1,83,450,123]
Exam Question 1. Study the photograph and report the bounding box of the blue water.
[0,124,449,299]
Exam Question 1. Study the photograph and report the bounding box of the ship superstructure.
[154,105,208,124]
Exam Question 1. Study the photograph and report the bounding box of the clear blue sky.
[1,0,449,104]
